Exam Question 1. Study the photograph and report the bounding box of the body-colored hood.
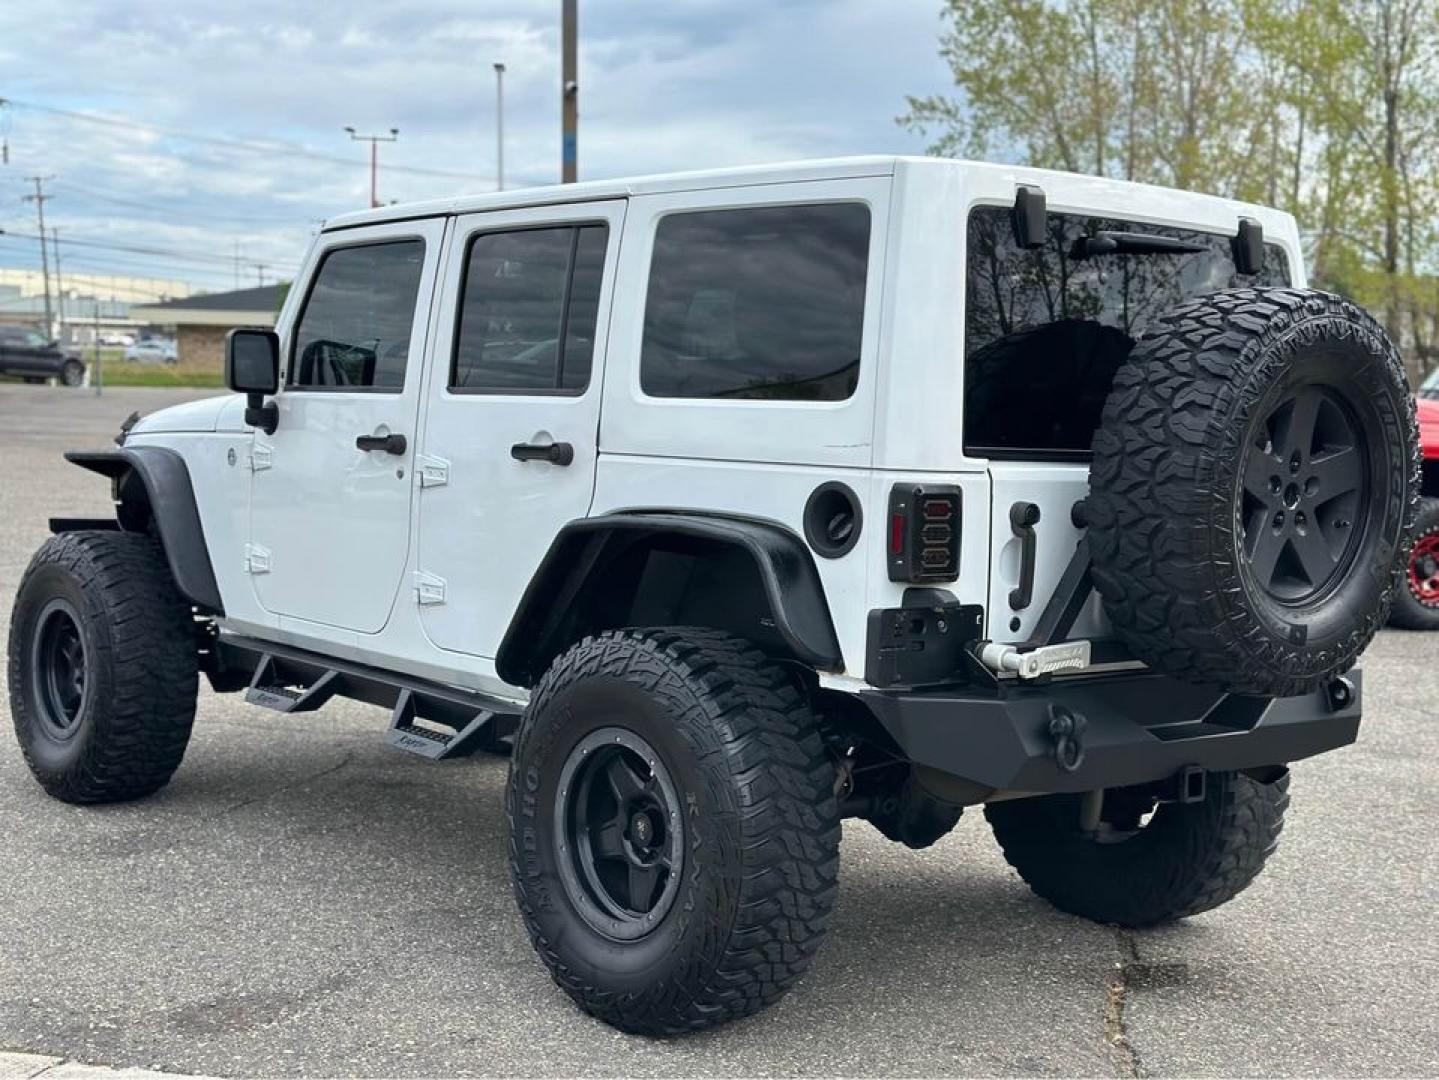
[128,394,249,436]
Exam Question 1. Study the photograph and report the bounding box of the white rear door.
[414,200,626,657]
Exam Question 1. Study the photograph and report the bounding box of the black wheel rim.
[30,598,88,740]
[554,727,683,941]
[1240,384,1370,604]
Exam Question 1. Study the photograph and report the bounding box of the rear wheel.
[985,772,1289,927]
[61,359,85,387]
[506,627,840,1035]
[1390,497,1439,629]
[7,531,198,802]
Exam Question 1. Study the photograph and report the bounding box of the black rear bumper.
[859,669,1360,797]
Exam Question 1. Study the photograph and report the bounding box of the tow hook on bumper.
[1047,704,1086,772]
[858,670,1362,798]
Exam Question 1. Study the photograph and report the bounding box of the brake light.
[886,484,962,583]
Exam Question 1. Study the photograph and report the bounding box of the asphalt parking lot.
[0,384,1436,1078]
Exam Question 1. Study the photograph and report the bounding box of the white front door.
[414,200,626,658]
[249,219,446,633]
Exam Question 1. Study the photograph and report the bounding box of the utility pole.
[494,62,506,191]
[51,227,65,341]
[233,240,241,290]
[344,126,399,208]
[21,176,54,336]
[562,0,578,183]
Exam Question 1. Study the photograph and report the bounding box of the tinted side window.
[640,204,870,401]
[964,207,1291,455]
[451,223,609,393]
[291,239,425,390]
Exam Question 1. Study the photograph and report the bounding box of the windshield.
[964,206,1291,457]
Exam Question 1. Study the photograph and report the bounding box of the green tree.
[904,0,1439,382]
[1248,0,1439,378]
[902,0,1270,194]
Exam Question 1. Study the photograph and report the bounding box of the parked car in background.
[0,326,86,386]
[99,331,136,347]
[1392,392,1439,629]
[1418,366,1439,400]
[123,338,177,364]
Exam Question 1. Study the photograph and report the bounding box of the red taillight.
[889,512,906,555]
[886,484,962,583]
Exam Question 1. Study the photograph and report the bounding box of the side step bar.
[223,634,520,760]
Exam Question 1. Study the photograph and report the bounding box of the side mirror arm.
[245,393,278,435]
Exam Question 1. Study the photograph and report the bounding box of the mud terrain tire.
[1089,288,1419,697]
[986,771,1289,927]
[506,627,841,1035]
[8,531,198,802]
[1390,497,1439,630]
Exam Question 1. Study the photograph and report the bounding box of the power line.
[0,238,276,291]
[0,227,270,269]
[50,178,306,228]
[0,96,492,184]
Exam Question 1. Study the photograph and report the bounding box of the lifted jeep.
[8,158,1420,1036]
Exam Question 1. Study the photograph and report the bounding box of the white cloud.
[0,0,952,289]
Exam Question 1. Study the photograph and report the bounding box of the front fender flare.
[496,512,843,687]
[63,447,224,613]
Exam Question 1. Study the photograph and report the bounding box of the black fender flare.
[495,512,843,687]
[62,447,224,614]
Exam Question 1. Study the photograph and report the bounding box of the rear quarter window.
[964,206,1290,457]
[639,203,870,402]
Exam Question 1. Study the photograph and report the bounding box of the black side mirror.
[226,328,280,435]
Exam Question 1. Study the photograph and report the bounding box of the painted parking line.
[0,1053,215,1080]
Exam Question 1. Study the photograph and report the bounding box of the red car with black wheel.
[1392,384,1439,629]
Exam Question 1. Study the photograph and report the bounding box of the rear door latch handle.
[1009,501,1041,611]
[355,432,408,455]
[510,441,574,466]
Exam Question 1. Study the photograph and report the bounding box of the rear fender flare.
[496,512,843,687]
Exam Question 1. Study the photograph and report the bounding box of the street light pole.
[494,62,506,191]
[344,126,400,208]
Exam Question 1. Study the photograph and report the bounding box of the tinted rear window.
[964,206,1290,456]
[640,203,870,401]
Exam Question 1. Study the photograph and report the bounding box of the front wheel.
[985,771,1289,927]
[506,627,840,1035]
[1390,497,1439,629]
[7,531,198,803]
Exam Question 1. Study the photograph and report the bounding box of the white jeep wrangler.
[8,157,1420,1035]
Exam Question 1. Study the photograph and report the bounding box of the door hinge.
[244,544,272,574]
[417,454,449,488]
[414,571,447,605]
[249,443,273,472]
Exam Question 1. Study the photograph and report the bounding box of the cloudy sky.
[0,1,954,293]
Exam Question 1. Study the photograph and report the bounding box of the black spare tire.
[1088,287,1420,697]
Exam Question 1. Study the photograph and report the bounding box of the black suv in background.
[0,326,86,386]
